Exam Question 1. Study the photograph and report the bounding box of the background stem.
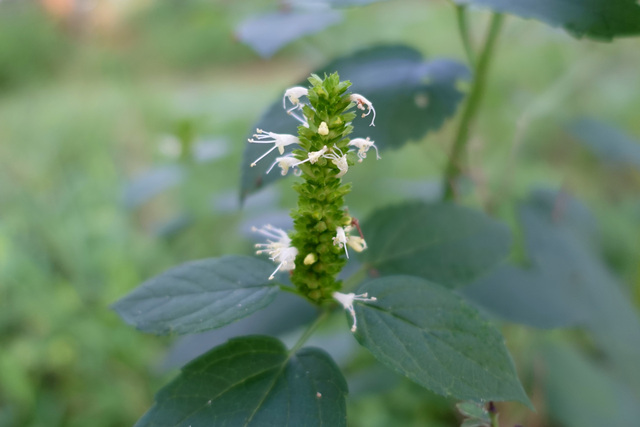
[455,4,475,67]
[443,13,503,201]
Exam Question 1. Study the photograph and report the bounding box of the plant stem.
[455,4,475,67]
[443,13,504,201]
[290,310,329,354]
[488,401,499,427]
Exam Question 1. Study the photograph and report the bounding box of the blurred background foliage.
[1,0,640,426]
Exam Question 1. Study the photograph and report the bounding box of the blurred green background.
[1,0,640,426]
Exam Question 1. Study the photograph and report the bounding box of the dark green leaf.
[454,0,640,40]
[136,336,348,427]
[361,202,511,288]
[112,256,280,335]
[569,118,640,170]
[464,189,640,392]
[236,10,342,58]
[241,45,469,200]
[353,276,531,406]
[542,342,640,427]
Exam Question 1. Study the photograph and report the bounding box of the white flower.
[349,137,380,162]
[350,93,376,126]
[332,291,377,332]
[266,154,301,176]
[253,225,298,280]
[323,147,349,178]
[318,121,329,136]
[283,86,308,111]
[332,225,367,259]
[248,129,300,167]
[333,226,349,258]
[294,145,328,168]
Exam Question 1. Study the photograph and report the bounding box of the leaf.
[463,189,640,392]
[352,276,531,406]
[112,256,280,335]
[454,0,640,40]
[569,118,640,170]
[236,10,343,58]
[123,165,185,209]
[241,45,469,200]
[361,202,511,288]
[542,342,640,427]
[136,336,348,427]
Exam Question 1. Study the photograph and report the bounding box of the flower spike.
[350,94,376,126]
[349,137,380,162]
[333,291,377,332]
[253,225,298,280]
[248,129,299,167]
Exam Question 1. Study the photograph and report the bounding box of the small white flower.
[248,129,300,167]
[303,253,317,265]
[266,154,301,176]
[349,137,380,162]
[253,225,298,280]
[333,226,349,258]
[350,93,376,126]
[332,291,377,332]
[283,86,309,111]
[318,121,329,136]
[323,147,349,178]
[347,234,367,253]
[294,145,328,168]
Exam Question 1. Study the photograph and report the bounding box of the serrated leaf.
[112,256,280,335]
[569,118,640,170]
[136,336,348,427]
[236,10,342,58]
[454,0,640,40]
[361,202,511,288]
[352,276,531,407]
[241,45,469,200]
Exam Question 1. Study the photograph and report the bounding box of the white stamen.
[350,94,376,126]
[332,291,377,332]
[248,129,299,167]
[253,225,298,280]
[333,226,349,258]
[323,147,349,178]
[349,137,381,162]
[294,145,328,168]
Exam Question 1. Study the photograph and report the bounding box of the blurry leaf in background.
[361,202,511,288]
[236,10,343,58]
[453,0,640,40]
[354,276,531,407]
[241,45,469,200]
[137,336,348,427]
[569,118,640,170]
[464,189,640,392]
[112,256,281,335]
[542,342,640,427]
[123,165,185,210]
[457,401,491,427]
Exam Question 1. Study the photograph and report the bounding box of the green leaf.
[542,342,640,427]
[236,10,343,58]
[136,336,348,427]
[361,202,511,288]
[352,276,531,407]
[112,256,280,335]
[454,0,640,40]
[241,45,469,200]
[569,118,640,170]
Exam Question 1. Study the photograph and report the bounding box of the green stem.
[488,401,499,427]
[290,310,330,354]
[455,4,475,67]
[443,13,504,201]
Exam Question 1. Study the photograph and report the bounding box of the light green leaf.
[361,202,511,288]
[454,0,640,40]
[136,336,348,427]
[112,256,280,335]
[353,276,531,407]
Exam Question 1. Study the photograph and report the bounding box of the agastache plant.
[251,73,378,325]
